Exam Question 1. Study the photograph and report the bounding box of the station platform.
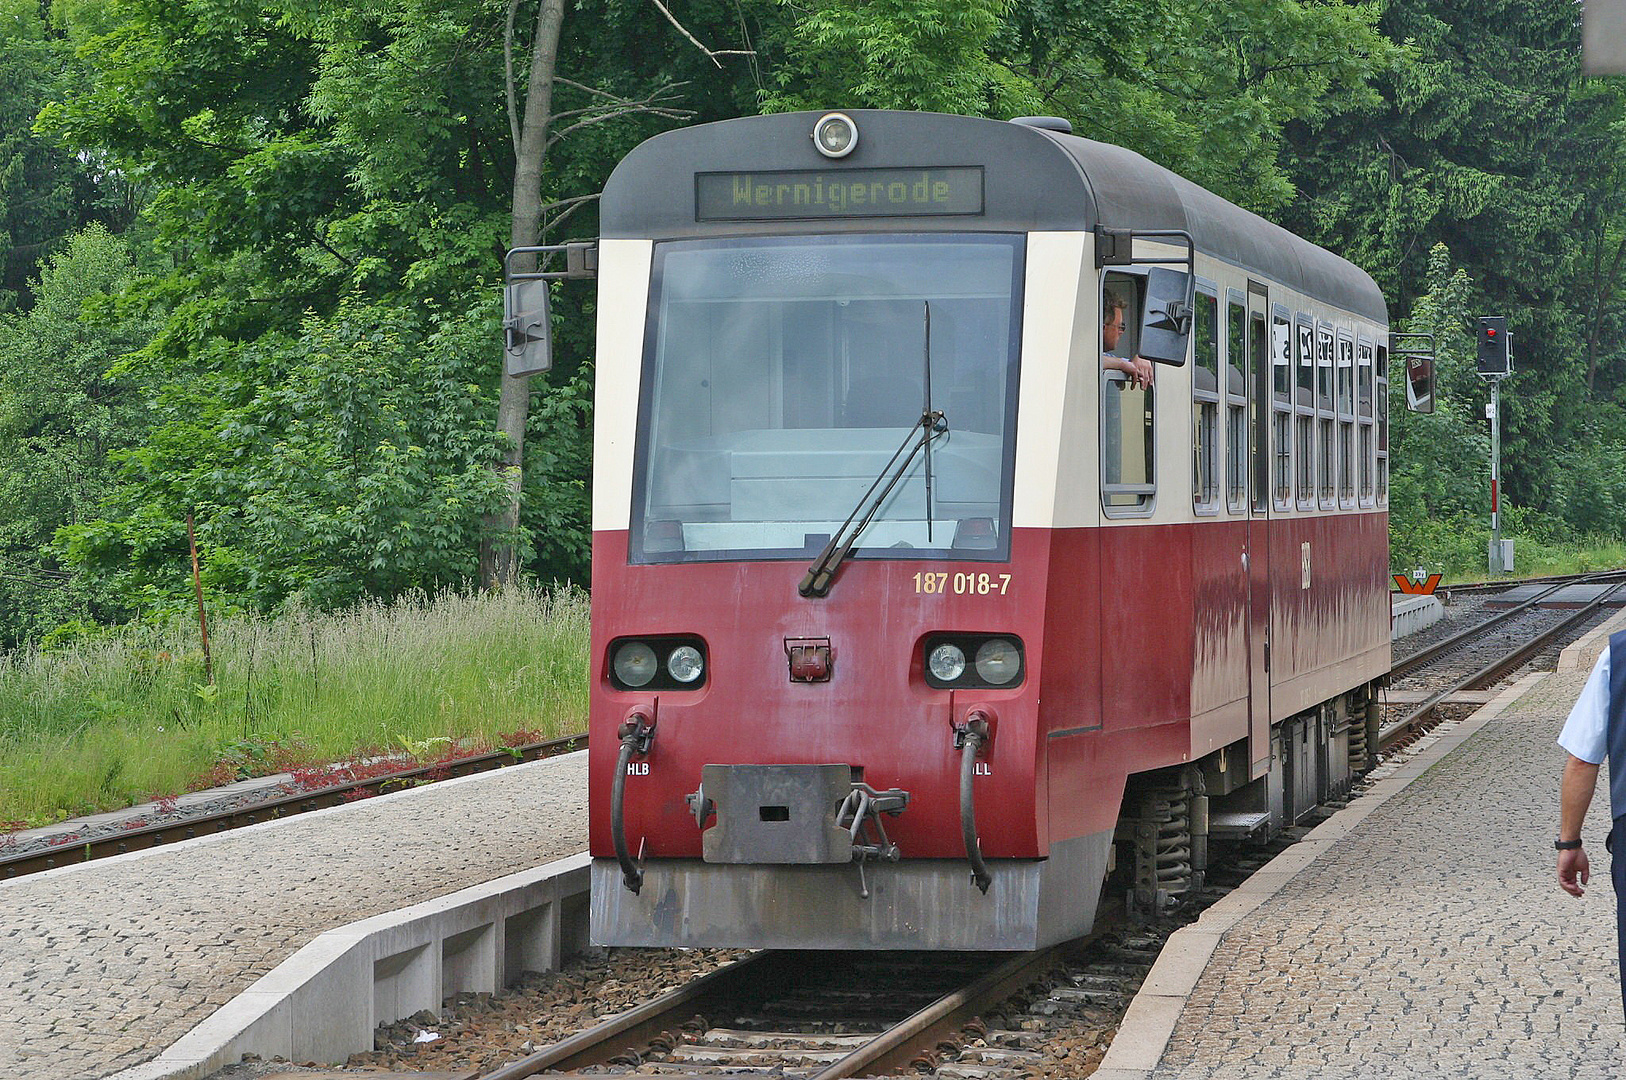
[0,751,587,1080]
[1099,615,1626,1079]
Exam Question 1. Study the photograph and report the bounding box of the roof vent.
[1009,116,1072,134]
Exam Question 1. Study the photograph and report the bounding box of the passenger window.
[1103,272,1152,511]
[1192,291,1220,510]
[1360,341,1376,503]
[1226,299,1247,511]
[1295,319,1314,509]
[1272,310,1291,507]
[1377,354,1389,504]
[1249,308,1268,512]
[1317,324,1334,505]
[1337,333,1355,503]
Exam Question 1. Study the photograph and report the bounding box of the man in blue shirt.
[1556,633,1626,1021]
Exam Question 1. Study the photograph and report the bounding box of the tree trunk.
[482,0,567,588]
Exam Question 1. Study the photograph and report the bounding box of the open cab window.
[1102,271,1153,513]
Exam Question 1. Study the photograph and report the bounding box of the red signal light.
[1486,327,1498,337]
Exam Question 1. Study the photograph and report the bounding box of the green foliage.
[7,0,1626,642]
[1283,0,1626,525]
[991,0,1400,211]
[55,293,513,612]
[0,0,134,309]
[0,225,154,648]
[762,0,1010,114]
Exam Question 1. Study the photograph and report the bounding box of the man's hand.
[1558,846,1590,897]
[1130,356,1154,390]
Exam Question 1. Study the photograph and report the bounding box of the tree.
[483,0,748,586]
[1281,0,1617,514]
[0,0,136,310]
[990,0,1400,213]
[0,225,152,646]
[761,0,1010,115]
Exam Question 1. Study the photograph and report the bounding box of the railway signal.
[1476,316,1510,376]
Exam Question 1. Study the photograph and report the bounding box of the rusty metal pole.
[187,512,214,685]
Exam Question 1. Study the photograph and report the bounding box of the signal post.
[1477,316,1511,572]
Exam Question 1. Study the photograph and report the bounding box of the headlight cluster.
[608,636,708,691]
[924,634,1024,690]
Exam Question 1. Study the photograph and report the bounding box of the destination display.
[696,167,984,220]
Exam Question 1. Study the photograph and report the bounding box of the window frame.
[1225,291,1248,514]
[1357,335,1376,508]
[1101,268,1156,517]
[1191,283,1222,515]
[628,232,1026,566]
[1376,344,1389,506]
[1295,316,1315,512]
[1316,321,1336,509]
[1271,305,1293,510]
[1336,329,1356,507]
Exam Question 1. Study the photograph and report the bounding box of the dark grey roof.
[599,110,1387,324]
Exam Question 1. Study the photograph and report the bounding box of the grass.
[0,586,589,829]
[1407,539,1626,585]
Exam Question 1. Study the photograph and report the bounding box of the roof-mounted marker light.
[813,113,858,159]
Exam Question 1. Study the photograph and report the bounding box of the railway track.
[467,929,1166,1080]
[0,732,586,881]
[1423,567,1626,598]
[423,823,1327,1080]
[1380,571,1626,752]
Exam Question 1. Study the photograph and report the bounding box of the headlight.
[667,645,704,684]
[813,112,858,158]
[923,633,1024,689]
[613,642,658,687]
[928,643,967,682]
[975,638,1021,685]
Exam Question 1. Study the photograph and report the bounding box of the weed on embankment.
[0,586,588,828]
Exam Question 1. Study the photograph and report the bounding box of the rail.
[475,940,1081,1080]
[1380,580,1626,748]
[1390,570,1625,679]
[0,732,586,881]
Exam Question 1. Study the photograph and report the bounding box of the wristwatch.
[1554,838,1583,850]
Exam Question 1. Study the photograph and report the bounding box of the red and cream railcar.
[584,110,1397,951]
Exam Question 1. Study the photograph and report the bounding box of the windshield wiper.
[798,409,947,598]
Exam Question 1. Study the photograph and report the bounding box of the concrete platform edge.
[1095,668,1547,1078]
[11,751,587,887]
[104,850,592,1080]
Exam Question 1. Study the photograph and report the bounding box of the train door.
[1245,281,1273,779]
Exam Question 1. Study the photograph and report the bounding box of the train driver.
[1103,294,1155,390]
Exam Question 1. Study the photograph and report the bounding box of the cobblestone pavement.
[1151,657,1626,1079]
[0,752,587,1080]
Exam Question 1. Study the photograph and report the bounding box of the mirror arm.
[505,241,599,282]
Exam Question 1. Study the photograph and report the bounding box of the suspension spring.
[1348,709,1369,772]
[1145,786,1194,903]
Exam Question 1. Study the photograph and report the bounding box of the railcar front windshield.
[631,233,1024,564]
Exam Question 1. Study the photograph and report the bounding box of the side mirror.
[1405,357,1435,414]
[1139,266,1192,366]
[504,278,553,378]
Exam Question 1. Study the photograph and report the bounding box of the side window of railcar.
[1192,290,1221,511]
[1377,344,1389,504]
[1358,338,1375,505]
[1271,308,1292,509]
[1102,272,1153,512]
[1337,331,1355,504]
[1295,318,1314,510]
[1316,324,1335,507]
[1225,297,1247,511]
